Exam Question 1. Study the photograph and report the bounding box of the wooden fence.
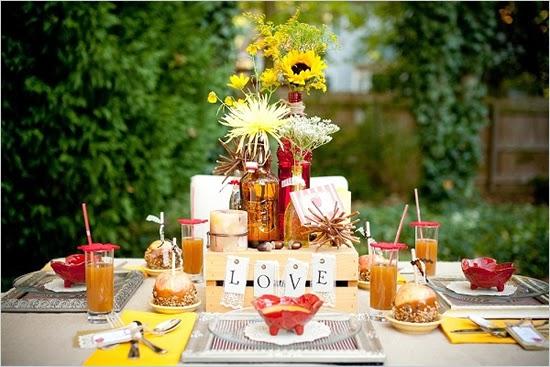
[305,93,548,199]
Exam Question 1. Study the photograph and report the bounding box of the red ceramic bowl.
[50,254,86,288]
[461,257,516,292]
[252,294,324,336]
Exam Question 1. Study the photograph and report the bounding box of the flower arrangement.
[278,115,340,164]
[208,11,338,177]
[246,11,337,94]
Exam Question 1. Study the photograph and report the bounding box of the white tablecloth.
[1,261,548,366]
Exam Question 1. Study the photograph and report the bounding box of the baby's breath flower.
[279,115,340,162]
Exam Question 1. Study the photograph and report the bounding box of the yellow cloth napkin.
[83,310,197,366]
[123,264,149,277]
[441,317,516,344]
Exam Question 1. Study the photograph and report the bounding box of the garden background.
[2,1,548,290]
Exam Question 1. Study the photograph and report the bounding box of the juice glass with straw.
[178,218,208,283]
[410,221,440,276]
[369,242,407,320]
[78,243,119,323]
[79,203,119,323]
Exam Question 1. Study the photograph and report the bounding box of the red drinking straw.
[81,203,93,245]
[393,204,409,244]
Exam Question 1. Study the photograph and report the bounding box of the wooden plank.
[205,286,358,313]
[205,246,358,281]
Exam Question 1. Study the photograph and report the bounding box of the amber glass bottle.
[240,144,279,248]
[283,164,310,248]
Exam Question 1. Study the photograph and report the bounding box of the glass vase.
[283,164,310,248]
[277,140,311,240]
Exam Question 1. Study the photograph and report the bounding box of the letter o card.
[254,261,278,297]
[224,256,249,295]
[311,254,335,293]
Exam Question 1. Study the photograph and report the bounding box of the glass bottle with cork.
[240,140,279,248]
[284,163,310,248]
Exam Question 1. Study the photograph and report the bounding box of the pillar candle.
[209,210,248,252]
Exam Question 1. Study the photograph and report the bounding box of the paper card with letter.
[254,261,279,297]
[283,258,309,297]
[221,256,249,309]
[290,184,344,225]
[311,254,336,306]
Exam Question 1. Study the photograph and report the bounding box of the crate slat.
[204,246,358,312]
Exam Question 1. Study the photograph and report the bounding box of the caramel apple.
[144,240,182,270]
[152,271,198,307]
[392,282,439,323]
[359,254,383,281]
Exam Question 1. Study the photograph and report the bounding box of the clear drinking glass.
[179,219,208,283]
[410,221,440,276]
[79,243,119,324]
[369,242,407,320]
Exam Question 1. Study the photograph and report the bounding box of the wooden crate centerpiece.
[204,245,358,313]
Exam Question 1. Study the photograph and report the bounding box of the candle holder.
[209,210,248,252]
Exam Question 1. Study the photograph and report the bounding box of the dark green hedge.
[1,2,237,289]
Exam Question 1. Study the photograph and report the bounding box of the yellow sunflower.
[280,50,326,87]
[220,95,290,154]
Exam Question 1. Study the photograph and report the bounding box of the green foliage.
[311,100,421,203]
[1,2,237,289]
[355,202,549,280]
[387,2,499,201]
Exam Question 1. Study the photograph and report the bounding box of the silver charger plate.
[428,275,549,302]
[182,311,385,365]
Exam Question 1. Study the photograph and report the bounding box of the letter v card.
[284,258,309,297]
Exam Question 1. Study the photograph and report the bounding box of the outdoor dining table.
[1,260,548,366]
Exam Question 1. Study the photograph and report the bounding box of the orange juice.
[183,238,203,274]
[85,262,114,313]
[415,238,437,276]
[370,264,397,310]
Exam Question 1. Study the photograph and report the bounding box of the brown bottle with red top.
[240,142,279,248]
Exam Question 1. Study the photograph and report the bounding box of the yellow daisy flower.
[224,96,235,107]
[227,73,250,90]
[235,98,247,107]
[263,35,281,58]
[260,68,280,89]
[280,50,326,86]
[207,91,218,104]
[220,95,290,154]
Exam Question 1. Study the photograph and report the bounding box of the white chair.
[190,174,348,245]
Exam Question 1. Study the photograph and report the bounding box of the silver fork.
[106,312,125,329]
[96,313,127,351]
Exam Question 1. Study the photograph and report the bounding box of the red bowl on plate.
[461,257,516,292]
[50,254,86,288]
[252,294,324,336]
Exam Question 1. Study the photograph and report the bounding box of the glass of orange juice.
[410,221,440,276]
[78,243,119,324]
[178,218,208,283]
[369,242,407,320]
